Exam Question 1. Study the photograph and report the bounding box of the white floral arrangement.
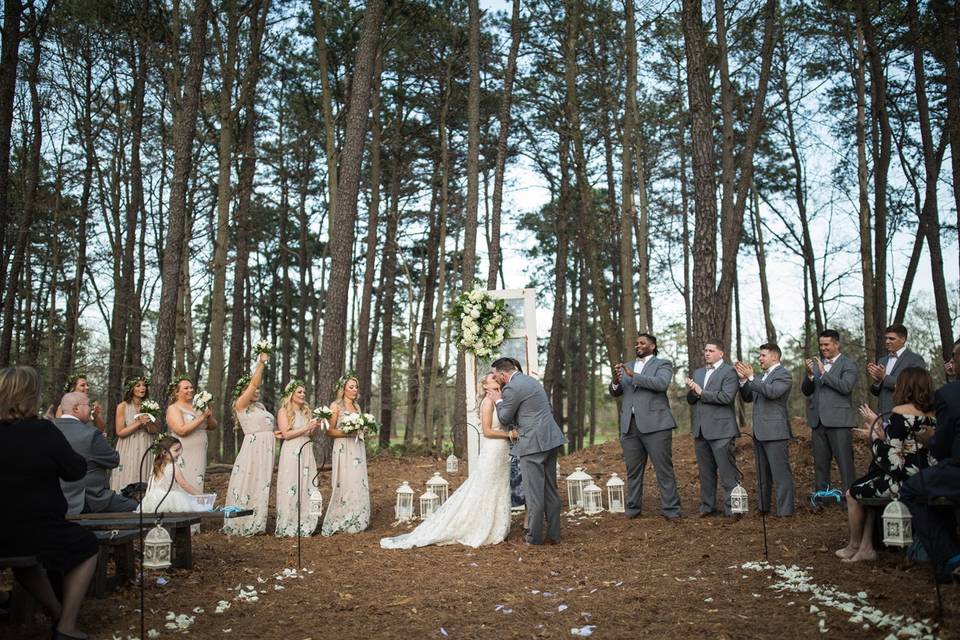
[140,399,160,421]
[192,389,213,412]
[313,405,332,430]
[253,337,273,357]
[448,288,510,358]
[338,412,379,438]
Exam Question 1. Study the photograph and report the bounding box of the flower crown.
[166,373,193,399]
[282,379,306,400]
[63,372,87,393]
[335,371,358,392]
[232,375,252,399]
[124,373,150,395]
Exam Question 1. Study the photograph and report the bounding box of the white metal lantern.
[583,482,603,515]
[731,483,749,515]
[419,489,440,520]
[309,488,324,518]
[446,454,459,474]
[395,481,415,522]
[565,467,592,510]
[606,473,626,513]
[882,498,913,547]
[426,472,450,504]
[143,524,172,570]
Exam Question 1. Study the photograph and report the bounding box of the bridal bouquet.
[448,289,510,358]
[338,412,379,439]
[253,337,273,358]
[313,405,332,430]
[192,389,213,412]
[140,399,160,421]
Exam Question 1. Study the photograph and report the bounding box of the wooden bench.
[91,530,138,598]
[0,556,39,625]
[71,516,201,570]
[858,496,959,554]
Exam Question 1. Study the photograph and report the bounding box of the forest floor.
[5,425,960,639]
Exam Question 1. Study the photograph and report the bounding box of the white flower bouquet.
[139,399,160,421]
[192,389,213,412]
[338,412,379,438]
[253,337,273,357]
[448,288,511,358]
[313,405,332,430]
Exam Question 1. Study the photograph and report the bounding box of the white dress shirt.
[885,346,907,376]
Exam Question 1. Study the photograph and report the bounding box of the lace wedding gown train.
[380,413,512,549]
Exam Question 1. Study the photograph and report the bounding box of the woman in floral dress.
[223,353,275,536]
[166,376,217,491]
[110,374,160,492]
[274,380,321,537]
[837,367,936,562]
[321,374,371,536]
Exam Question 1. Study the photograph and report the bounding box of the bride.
[380,373,515,549]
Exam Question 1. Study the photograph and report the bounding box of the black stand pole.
[137,441,176,640]
[295,438,314,570]
[739,430,768,561]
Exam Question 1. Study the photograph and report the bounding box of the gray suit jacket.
[739,364,793,441]
[800,353,858,428]
[870,349,927,415]
[608,356,676,434]
[55,416,122,515]
[686,362,739,440]
[496,372,568,457]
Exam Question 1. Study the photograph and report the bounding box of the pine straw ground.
[5,425,960,640]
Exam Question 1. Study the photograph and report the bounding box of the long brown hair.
[0,366,41,421]
[152,435,182,479]
[892,367,935,413]
[122,375,150,404]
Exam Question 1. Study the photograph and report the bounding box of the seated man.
[55,392,138,515]
[901,339,960,583]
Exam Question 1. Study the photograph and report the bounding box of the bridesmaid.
[223,353,275,536]
[274,380,321,537]
[58,373,106,432]
[321,374,371,536]
[110,374,160,492]
[166,376,217,491]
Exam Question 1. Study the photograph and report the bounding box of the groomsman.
[609,333,681,521]
[686,340,741,517]
[736,344,794,517]
[867,324,926,415]
[801,329,858,492]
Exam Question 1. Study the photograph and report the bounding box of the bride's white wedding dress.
[380,412,512,549]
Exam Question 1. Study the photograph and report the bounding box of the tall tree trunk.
[631,100,652,332]
[619,0,638,350]
[931,0,960,280]
[908,0,955,358]
[486,0,521,289]
[310,0,338,226]
[853,20,877,363]
[750,183,776,343]
[208,1,240,461]
[544,134,570,428]
[356,53,383,407]
[150,0,210,413]
[0,0,25,295]
[314,0,385,467]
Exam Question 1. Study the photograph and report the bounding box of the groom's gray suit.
[496,372,567,544]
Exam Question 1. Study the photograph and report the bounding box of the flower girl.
[139,436,206,513]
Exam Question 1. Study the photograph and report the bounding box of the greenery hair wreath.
[166,373,192,399]
[124,373,151,395]
[232,374,253,400]
[335,370,358,392]
[63,372,87,393]
[282,379,306,400]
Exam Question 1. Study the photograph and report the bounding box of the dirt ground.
[5,426,960,639]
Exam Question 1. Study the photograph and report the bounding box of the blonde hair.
[279,385,311,427]
[0,366,41,421]
[476,372,501,412]
[334,376,361,411]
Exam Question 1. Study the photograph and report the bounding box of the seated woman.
[836,367,936,562]
[139,436,208,513]
[0,366,98,640]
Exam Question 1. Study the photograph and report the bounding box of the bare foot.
[842,549,877,563]
[835,545,858,559]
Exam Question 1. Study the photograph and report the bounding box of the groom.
[492,357,567,545]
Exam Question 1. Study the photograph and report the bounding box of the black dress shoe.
[697,511,718,518]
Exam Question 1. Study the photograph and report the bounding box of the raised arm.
[234,354,268,412]
[481,398,511,439]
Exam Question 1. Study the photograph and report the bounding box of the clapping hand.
[804,358,815,376]
[685,378,702,396]
[857,404,882,441]
[734,361,752,381]
[866,362,885,383]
